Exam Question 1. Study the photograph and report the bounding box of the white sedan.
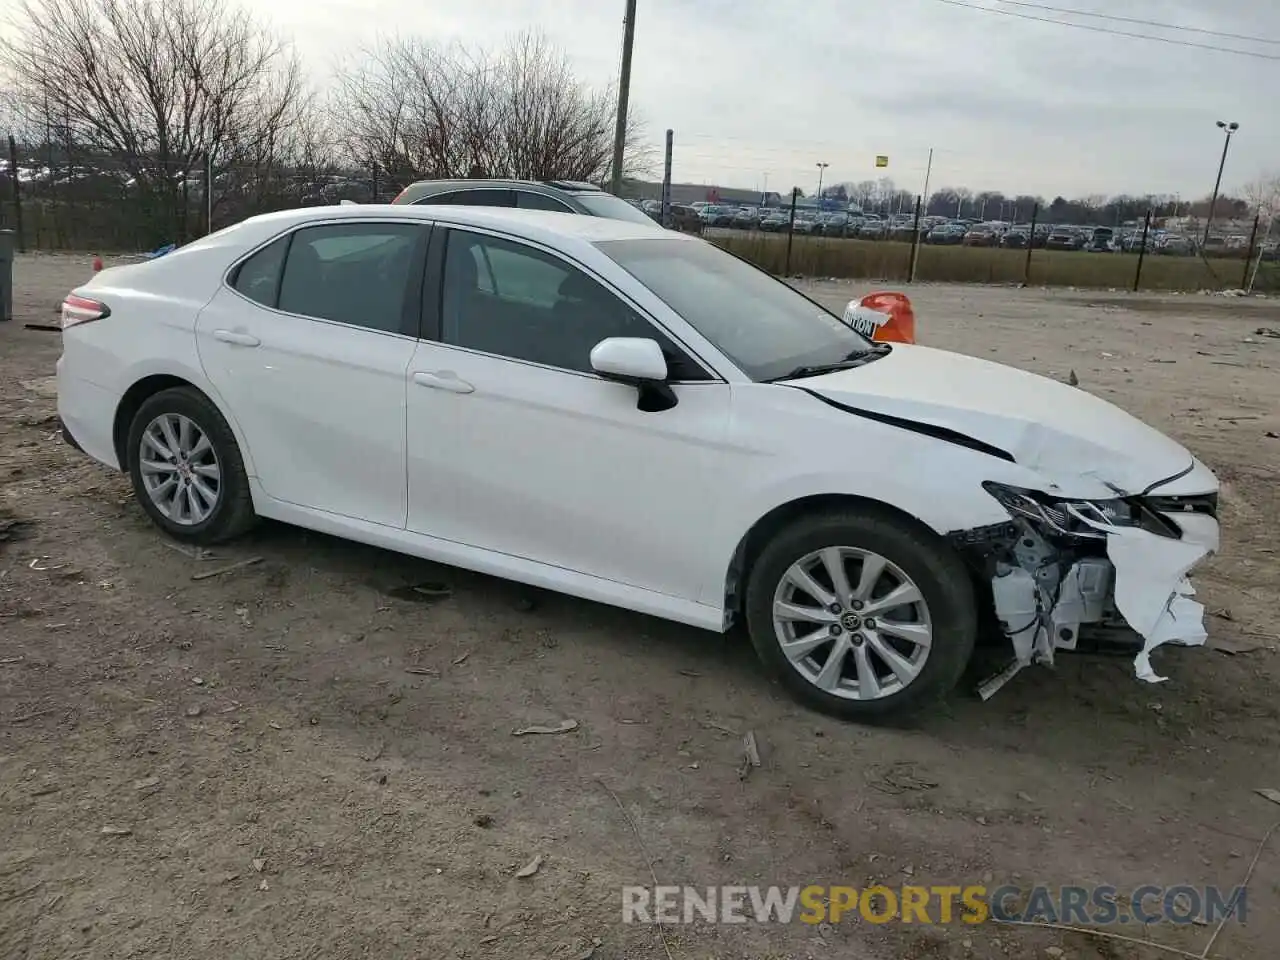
[56,205,1221,719]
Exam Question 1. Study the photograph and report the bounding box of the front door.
[196,220,430,527]
[405,226,731,600]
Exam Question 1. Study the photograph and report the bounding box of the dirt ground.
[3,253,1280,960]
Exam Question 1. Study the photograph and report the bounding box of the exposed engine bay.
[951,483,1220,697]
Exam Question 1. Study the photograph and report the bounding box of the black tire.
[126,386,256,544]
[744,509,976,721]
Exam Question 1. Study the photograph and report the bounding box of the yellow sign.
[875,155,889,168]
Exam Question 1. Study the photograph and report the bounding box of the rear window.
[572,191,657,225]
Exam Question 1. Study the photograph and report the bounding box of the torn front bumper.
[957,490,1220,698]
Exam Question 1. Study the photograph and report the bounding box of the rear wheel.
[126,387,256,544]
[744,510,976,720]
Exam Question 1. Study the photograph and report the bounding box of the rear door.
[196,220,430,527]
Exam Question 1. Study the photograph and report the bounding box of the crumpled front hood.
[795,344,1194,496]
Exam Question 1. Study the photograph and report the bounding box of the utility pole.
[205,150,214,235]
[609,0,637,197]
[1204,120,1238,245]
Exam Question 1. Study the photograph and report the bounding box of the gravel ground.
[3,253,1280,960]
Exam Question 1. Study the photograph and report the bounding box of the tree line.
[0,0,645,248]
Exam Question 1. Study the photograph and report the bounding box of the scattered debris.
[132,777,161,791]
[191,556,262,581]
[1016,791,1034,803]
[252,858,267,873]
[185,705,203,718]
[386,581,453,603]
[162,541,215,561]
[27,557,66,571]
[1266,431,1279,439]
[870,762,938,795]
[452,651,470,665]
[192,677,205,686]
[1255,327,1280,339]
[512,719,579,737]
[1066,369,1079,387]
[99,825,132,837]
[473,814,495,829]
[7,709,53,725]
[739,731,762,781]
[595,777,676,960]
[1256,788,1280,806]
[0,656,23,665]
[1210,607,1234,621]
[23,323,62,332]
[698,718,739,736]
[1149,358,1176,363]
[515,854,544,878]
[404,667,437,676]
[258,879,269,891]
[677,669,701,678]
[1210,636,1265,656]
[1219,415,1260,422]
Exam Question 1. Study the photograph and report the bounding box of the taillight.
[61,294,111,329]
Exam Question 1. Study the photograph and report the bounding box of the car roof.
[400,178,598,194]
[238,203,675,246]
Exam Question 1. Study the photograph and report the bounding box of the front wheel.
[744,510,977,721]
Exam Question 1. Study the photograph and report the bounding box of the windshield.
[595,237,873,382]
[573,191,658,225]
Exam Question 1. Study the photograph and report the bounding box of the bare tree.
[1,0,308,241]
[331,30,649,189]
[1242,173,1280,221]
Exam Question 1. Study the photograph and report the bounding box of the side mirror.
[589,337,678,413]
[590,337,668,382]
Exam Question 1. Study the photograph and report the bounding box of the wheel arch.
[112,374,255,478]
[722,493,953,626]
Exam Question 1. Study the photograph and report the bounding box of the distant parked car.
[698,205,735,228]
[962,226,1000,247]
[1082,227,1115,253]
[1000,231,1028,249]
[858,221,888,240]
[1157,235,1193,256]
[1045,227,1084,251]
[822,213,855,237]
[666,204,704,235]
[389,178,657,226]
[927,223,966,245]
[759,209,792,232]
[732,207,759,230]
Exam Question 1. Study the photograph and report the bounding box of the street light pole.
[1204,120,1238,245]
[609,0,638,197]
[815,162,829,200]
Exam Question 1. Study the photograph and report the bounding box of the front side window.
[277,222,424,333]
[596,236,873,382]
[439,229,706,378]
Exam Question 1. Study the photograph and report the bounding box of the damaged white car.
[55,205,1219,721]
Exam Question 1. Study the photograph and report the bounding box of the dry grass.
[709,233,1280,293]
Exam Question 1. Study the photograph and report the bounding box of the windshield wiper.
[765,343,892,382]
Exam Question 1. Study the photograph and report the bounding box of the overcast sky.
[5,0,1276,199]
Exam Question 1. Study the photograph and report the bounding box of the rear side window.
[230,236,289,307]
[515,190,573,212]
[276,223,425,334]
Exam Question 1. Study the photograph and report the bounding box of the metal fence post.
[784,187,798,275]
[1133,210,1152,293]
[661,129,673,226]
[1243,213,1260,289]
[7,135,24,253]
[0,228,14,321]
[907,195,922,281]
[1023,203,1038,284]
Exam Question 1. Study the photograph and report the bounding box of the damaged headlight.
[982,482,1135,539]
